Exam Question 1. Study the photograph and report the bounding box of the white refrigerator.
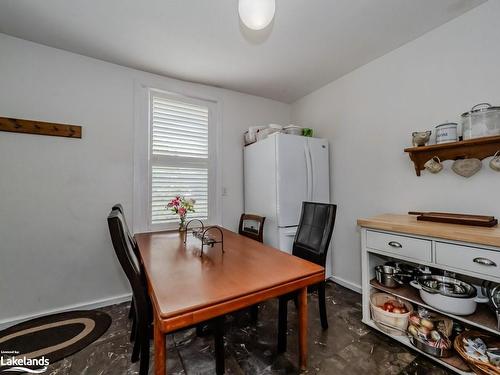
[244,133,332,278]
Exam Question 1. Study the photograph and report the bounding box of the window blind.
[151,95,209,225]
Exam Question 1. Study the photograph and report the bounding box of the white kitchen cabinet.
[359,214,500,375]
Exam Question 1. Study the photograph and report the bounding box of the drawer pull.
[388,241,402,248]
[473,257,497,267]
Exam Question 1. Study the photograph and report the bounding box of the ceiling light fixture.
[238,0,276,31]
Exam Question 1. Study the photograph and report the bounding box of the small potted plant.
[166,195,196,232]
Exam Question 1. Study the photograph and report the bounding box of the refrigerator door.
[244,136,279,247]
[278,226,297,254]
[307,137,330,203]
[275,134,309,227]
[278,226,331,280]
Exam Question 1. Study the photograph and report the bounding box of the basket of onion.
[370,293,413,336]
[407,312,454,358]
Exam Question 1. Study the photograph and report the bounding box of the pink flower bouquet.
[166,195,196,229]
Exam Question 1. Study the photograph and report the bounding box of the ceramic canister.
[435,122,458,144]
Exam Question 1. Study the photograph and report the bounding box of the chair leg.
[131,330,140,363]
[196,323,213,337]
[130,314,137,342]
[139,321,151,375]
[128,297,135,319]
[213,317,225,375]
[250,304,259,322]
[277,297,288,353]
[318,282,328,330]
[196,324,204,337]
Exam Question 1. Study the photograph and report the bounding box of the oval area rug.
[0,310,111,373]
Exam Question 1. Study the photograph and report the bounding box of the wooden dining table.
[135,227,325,375]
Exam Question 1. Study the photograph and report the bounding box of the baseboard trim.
[328,275,362,294]
[0,293,132,330]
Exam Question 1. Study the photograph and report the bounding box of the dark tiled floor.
[46,283,452,374]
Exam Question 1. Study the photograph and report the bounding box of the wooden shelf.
[370,279,499,335]
[404,135,500,176]
[363,319,472,374]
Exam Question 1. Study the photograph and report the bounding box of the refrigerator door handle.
[305,142,313,201]
[308,143,313,200]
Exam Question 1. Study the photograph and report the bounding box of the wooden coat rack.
[0,116,82,139]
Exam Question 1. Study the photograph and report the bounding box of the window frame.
[133,83,222,234]
[148,89,217,231]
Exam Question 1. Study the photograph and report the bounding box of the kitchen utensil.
[283,124,303,136]
[424,156,443,173]
[491,284,500,331]
[412,131,431,147]
[490,151,500,172]
[435,122,458,144]
[452,158,482,177]
[481,281,500,331]
[384,261,422,283]
[375,265,405,288]
[409,335,453,358]
[462,103,500,140]
[410,275,489,315]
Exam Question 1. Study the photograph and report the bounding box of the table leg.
[154,314,166,375]
[298,287,308,370]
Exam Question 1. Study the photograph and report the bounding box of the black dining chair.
[238,213,266,243]
[108,209,226,375]
[111,204,139,343]
[277,202,337,353]
[108,209,151,375]
[112,203,137,250]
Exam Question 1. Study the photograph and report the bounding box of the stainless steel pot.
[375,265,405,288]
[483,281,500,330]
[408,335,453,358]
[491,285,500,330]
[410,275,489,315]
[462,103,500,140]
[385,261,424,283]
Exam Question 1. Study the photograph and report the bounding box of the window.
[149,92,213,227]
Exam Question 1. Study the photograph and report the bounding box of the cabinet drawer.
[435,242,500,278]
[366,231,432,262]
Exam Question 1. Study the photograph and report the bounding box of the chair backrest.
[112,203,137,249]
[292,202,337,267]
[238,214,266,243]
[107,209,149,315]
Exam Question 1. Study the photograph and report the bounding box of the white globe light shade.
[238,0,276,30]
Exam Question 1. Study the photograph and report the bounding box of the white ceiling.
[0,0,486,103]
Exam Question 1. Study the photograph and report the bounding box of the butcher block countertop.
[357,213,500,248]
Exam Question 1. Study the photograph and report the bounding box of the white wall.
[0,33,290,325]
[291,1,500,290]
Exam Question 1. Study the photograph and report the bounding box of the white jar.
[435,122,458,144]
